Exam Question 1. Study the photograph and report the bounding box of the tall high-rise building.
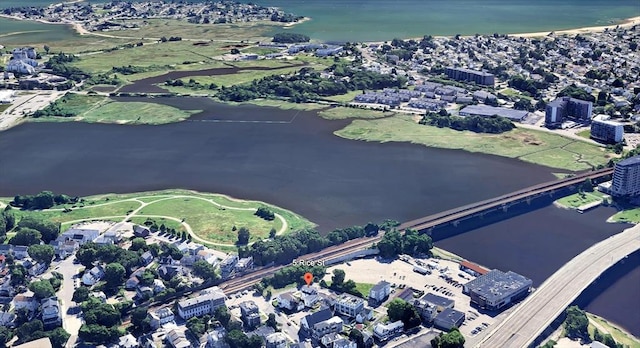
[545,97,593,128]
[611,156,640,197]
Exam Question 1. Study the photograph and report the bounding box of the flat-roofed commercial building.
[463,269,532,311]
[611,156,640,197]
[459,104,529,121]
[445,67,495,86]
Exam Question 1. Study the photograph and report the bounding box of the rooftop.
[616,155,640,167]
[464,269,532,302]
[422,293,454,307]
[459,105,529,121]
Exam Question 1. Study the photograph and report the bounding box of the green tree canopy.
[237,227,250,245]
[72,286,89,303]
[28,244,55,265]
[104,262,126,289]
[9,228,42,246]
[387,298,421,329]
[28,279,56,299]
[564,306,588,339]
[17,216,60,243]
[431,328,465,348]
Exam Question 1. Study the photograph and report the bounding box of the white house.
[149,308,175,329]
[82,265,105,286]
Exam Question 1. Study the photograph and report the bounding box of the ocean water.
[1,0,639,42]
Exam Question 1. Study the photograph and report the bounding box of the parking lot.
[322,256,499,339]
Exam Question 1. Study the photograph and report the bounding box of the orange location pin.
[303,272,314,286]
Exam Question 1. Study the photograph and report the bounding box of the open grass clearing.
[323,91,363,103]
[0,104,12,113]
[8,200,140,227]
[180,65,303,87]
[587,313,640,348]
[577,129,591,139]
[81,101,200,124]
[223,99,326,111]
[334,115,614,171]
[318,107,395,120]
[72,40,229,73]
[555,191,605,209]
[609,207,640,224]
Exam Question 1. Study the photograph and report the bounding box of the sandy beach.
[512,15,640,38]
[283,16,311,28]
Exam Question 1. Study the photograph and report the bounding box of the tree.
[266,313,277,330]
[129,237,147,251]
[431,328,465,348]
[9,228,42,246]
[272,32,310,43]
[16,320,45,343]
[131,306,151,333]
[192,260,219,281]
[214,306,231,329]
[387,298,421,329]
[187,316,208,337]
[43,45,50,54]
[349,329,365,348]
[331,269,346,288]
[72,286,89,303]
[269,228,277,238]
[28,279,56,299]
[104,263,126,289]
[0,326,13,348]
[564,306,588,339]
[78,324,119,344]
[28,244,55,265]
[47,328,70,348]
[237,227,250,245]
[17,216,60,243]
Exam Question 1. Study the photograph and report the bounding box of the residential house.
[239,300,261,329]
[373,321,403,341]
[158,265,183,281]
[13,337,53,348]
[368,281,391,305]
[166,328,190,348]
[320,333,342,348]
[12,246,29,259]
[220,254,239,277]
[312,316,343,340]
[332,338,357,348]
[235,257,253,273]
[149,308,175,329]
[205,327,228,348]
[177,286,226,320]
[94,231,120,245]
[41,297,62,329]
[118,334,138,348]
[134,225,151,238]
[276,292,301,312]
[82,265,105,286]
[421,293,454,312]
[141,251,154,266]
[125,276,140,290]
[0,312,16,328]
[89,291,107,302]
[265,332,288,348]
[13,293,38,312]
[300,307,333,334]
[334,294,365,318]
[153,279,166,294]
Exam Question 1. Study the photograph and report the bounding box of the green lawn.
[241,47,282,55]
[323,91,363,103]
[334,115,615,171]
[30,94,201,125]
[353,282,375,297]
[555,191,605,209]
[318,107,395,120]
[8,200,141,227]
[609,207,640,224]
[577,129,591,139]
[587,313,640,348]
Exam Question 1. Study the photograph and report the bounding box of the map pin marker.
[304,272,314,286]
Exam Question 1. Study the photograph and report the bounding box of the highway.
[475,223,640,348]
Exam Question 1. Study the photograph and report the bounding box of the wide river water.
[2,0,640,42]
[0,96,638,334]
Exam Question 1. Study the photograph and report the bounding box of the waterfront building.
[545,97,593,128]
[177,286,226,319]
[591,119,624,143]
[611,156,640,197]
[445,67,495,86]
[463,269,532,311]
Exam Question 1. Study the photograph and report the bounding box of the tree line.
[419,111,515,134]
[11,190,78,210]
[216,67,407,103]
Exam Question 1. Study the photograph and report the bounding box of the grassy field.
[499,87,533,100]
[577,129,591,139]
[225,99,326,111]
[8,200,140,228]
[555,191,606,209]
[334,115,615,171]
[353,282,375,297]
[609,207,640,223]
[587,313,640,348]
[30,94,200,125]
[1,189,315,246]
[323,90,362,103]
[318,107,395,120]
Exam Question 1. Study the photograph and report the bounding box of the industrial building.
[421,293,455,312]
[590,118,624,143]
[459,104,529,121]
[545,96,593,128]
[433,308,465,331]
[445,67,495,86]
[611,155,640,197]
[463,269,532,311]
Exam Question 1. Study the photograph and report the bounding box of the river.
[0,97,638,334]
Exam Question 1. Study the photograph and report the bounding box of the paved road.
[476,224,640,348]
